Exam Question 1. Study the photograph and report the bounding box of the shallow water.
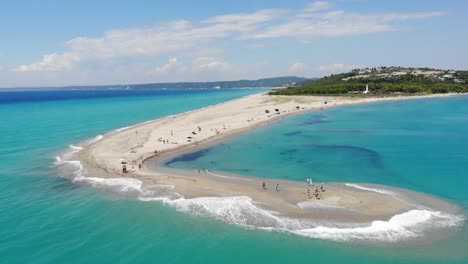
[1,90,467,263]
[166,95,468,260]
[169,96,468,203]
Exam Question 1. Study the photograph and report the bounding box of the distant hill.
[270,67,468,95]
[119,76,309,90]
[2,76,309,91]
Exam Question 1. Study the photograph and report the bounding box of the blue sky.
[0,0,467,87]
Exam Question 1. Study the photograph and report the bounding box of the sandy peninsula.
[75,92,459,223]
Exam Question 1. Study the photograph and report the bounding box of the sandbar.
[75,92,460,224]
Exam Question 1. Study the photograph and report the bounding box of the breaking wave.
[53,135,464,243]
[54,134,181,200]
[54,134,103,177]
[293,209,463,242]
[115,125,135,132]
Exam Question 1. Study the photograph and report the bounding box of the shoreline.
[81,91,464,171]
[67,92,464,241]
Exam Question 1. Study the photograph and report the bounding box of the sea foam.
[115,126,135,132]
[144,195,463,242]
[54,136,464,243]
[293,209,463,242]
[54,135,103,180]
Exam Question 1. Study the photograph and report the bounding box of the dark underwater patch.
[309,144,383,168]
[279,149,298,161]
[310,113,327,119]
[165,147,213,165]
[230,168,251,173]
[299,119,328,126]
[298,113,331,126]
[284,131,302,136]
[280,149,298,155]
[319,129,367,134]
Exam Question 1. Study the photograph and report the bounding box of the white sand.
[76,92,460,222]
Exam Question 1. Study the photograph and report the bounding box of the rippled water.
[169,96,468,203]
[1,90,467,263]
[167,95,468,261]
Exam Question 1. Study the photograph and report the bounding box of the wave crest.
[294,209,463,242]
[53,137,464,243]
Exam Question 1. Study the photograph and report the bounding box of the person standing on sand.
[138,163,142,170]
[262,181,267,190]
[276,184,279,191]
[307,189,310,198]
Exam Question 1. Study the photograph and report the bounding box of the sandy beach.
[75,92,460,224]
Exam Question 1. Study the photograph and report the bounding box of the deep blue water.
[0,89,256,104]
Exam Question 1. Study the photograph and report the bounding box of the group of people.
[261,178,326,198]
[191,126,203,136]
[158,137,172,144]
[306,177,325,200]
[121,162,142,173]
[196,168,210,175]
[262,181,280,192]
[307,187,323,199]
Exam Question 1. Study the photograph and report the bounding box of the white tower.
[363,84,369,94]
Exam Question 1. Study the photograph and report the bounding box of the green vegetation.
[270,67,468,96]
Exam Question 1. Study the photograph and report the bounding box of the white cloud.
[304,1,331,12]
[13,3,445,73]
[381,11,446,21]
[155,57,181,74]
[203,9,287,25]
[192,57,231,71]
[289,62,306,72]
[14,53,80,72]
[319,63,360,72]
[14,12,267,72]
[243,13,391,39]
[242,8,444,40]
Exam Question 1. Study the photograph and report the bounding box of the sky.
[0,0,467,88]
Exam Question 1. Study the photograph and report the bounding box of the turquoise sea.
[0,89,467,263]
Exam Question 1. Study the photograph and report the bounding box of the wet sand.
[75,92,460,224]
